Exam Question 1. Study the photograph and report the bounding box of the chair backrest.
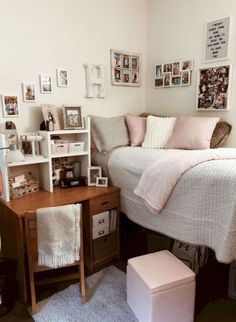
[24,204,84,271]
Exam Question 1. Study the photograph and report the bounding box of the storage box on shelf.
[9,172,39,200]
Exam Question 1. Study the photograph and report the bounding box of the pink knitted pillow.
[125,114,147,147]
[166,116,220,150]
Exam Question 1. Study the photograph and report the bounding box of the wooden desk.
[0,186,120,303]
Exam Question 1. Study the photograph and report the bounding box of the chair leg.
[79,263,86,303]
[29,272,37,314]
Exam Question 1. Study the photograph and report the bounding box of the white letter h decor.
[83,64,106,98]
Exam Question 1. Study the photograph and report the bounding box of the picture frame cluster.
[111,49,141,87]
[154,59,193,88]
[1,68,69,118]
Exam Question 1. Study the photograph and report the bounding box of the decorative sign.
[204,17,230,62]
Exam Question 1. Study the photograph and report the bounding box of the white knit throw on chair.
[36,204,81,268]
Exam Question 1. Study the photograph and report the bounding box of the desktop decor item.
[41,104,61,130]
[62,106,83,130]
[40,75,52,93]
[56,68,68,87]
[22,83,36,102]
[96,177,108,187]
[154,59,193,88]
[204,16,230,62]
[110,49,141,86]
[87,166,102,186]
[196,65,231,111]
[1,96,20,117]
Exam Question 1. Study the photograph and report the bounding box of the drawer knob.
[101,201,109,205]
[99,230,104,235]
[98,219,105,224]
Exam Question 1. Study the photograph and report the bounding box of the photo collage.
[111,49,141,86]
[197,65,230,110]
[154,59,193,88]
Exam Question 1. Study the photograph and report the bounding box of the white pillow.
[142,116,176,148]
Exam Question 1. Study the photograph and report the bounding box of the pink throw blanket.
[134,148,236,214]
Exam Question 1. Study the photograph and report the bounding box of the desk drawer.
[93,232,117,262]
[92,211,109,228]
[93,224,109,240]
[89,193,119,215]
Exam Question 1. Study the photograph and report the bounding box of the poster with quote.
[204,16,230,62]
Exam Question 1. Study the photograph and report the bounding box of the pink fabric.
[134,148,236,214]
[166,116,220,150]
[125,114,147,147]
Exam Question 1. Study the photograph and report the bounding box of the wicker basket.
[10,180,39,200]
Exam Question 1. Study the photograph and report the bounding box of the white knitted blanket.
[108,147,236,263]
[37,204,81,268]
[134,148,236,213]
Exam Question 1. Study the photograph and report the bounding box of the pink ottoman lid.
[128,250,195,294]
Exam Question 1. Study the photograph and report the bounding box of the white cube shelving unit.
[0,118,91,201]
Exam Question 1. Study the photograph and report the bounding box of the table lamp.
[0,144,25,163]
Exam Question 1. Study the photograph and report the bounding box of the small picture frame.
[22,83,36,102]
[87,166,102,186]
[40,75,52,93]
[110,49,141,86]
[62,106,83,130]
[56,68,68,87]
[1,95,20,117]
[41,104,61,130]
[196,65,231,111]
[96,177,108,187]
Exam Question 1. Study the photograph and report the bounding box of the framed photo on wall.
[196,65,231,111]
[22,83,36,102]
[62,106,83,130]
[110,49,141,86]
[154,59,193,88]
[204,16,230,62]
[56,68,68,87]
[1,95,20,117]
[40,75,52,93]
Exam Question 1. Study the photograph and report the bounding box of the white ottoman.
[127,250,195,322]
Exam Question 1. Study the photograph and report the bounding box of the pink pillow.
[166,116,220,150]
[125,114,147,147]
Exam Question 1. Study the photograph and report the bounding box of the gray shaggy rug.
[32,265,137,322]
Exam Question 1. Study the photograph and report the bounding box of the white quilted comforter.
[108,147,236,263]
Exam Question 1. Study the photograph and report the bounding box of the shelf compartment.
[8,156,49,167]
[51,151,88,158]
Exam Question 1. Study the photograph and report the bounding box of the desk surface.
[0,186,120,217]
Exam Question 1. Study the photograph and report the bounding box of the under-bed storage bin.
[127,250,196,322]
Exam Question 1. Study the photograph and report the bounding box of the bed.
[90,114,236,263]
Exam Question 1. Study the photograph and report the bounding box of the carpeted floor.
[1,265,236,322]
[32,266,137,322]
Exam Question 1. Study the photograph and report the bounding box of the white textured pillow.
[142,116,176,148]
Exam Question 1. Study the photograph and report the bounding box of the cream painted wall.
[146,0,236,147]
[0,0,147,133]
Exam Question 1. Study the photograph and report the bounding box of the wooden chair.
[24,204,86,314]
